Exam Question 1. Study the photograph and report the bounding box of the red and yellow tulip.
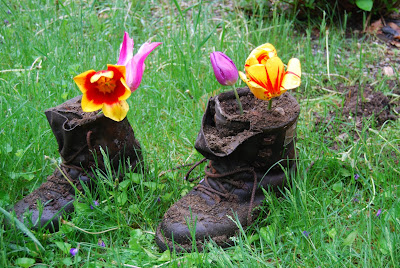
[239,43,301,100]
[73,65,131,122]
[73,32,161,122]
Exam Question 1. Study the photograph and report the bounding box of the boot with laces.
[156,88,300,252]
[12,96,143,231]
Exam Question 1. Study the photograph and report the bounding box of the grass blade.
[0,206,45,252]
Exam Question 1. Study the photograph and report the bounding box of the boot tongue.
[210,161,255,181]
[193,161,257,206]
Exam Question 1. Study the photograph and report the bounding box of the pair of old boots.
[11,89,299,252]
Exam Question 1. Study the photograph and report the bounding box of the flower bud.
[210,52,238,86]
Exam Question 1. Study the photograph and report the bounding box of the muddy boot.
[11,96,143,232]
[156,88,300,252]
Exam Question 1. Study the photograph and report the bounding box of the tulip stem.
[268,99,272,110]
[232,85,243,115]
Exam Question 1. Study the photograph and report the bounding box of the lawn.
[1,0,400,267]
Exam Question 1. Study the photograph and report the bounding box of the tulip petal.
[73,70,96,94]
[126,42,162,91]
[239,71,271,100]
[247,43,277,64]
[245,54,260,68]
[287,58,301,77]
[281,58,301,90]
[246,64,269,89]
[102,100,129,122]
[81,93,103,112]
[265,57,284,94]
[118,78,131,101]
[90,70,114,83]
[107,64,126,80]
[117,32,134,66]
[245,43,278,74]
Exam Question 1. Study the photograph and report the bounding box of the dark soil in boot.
[219,91,300,129]
[204,88,300,156]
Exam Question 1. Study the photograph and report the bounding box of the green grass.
[1,0,400,267]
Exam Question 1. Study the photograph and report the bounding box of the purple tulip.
[210,52,238,86]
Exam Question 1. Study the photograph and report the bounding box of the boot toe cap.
[11,197,74,232]
[156,192,248,252]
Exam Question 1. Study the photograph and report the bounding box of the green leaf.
[5,143,12,153]
[327,228,337,239]
[22,174,35,181]
[128,173,141,184]
[260,224,276,244]
[116,191,128,206]
[15,257,35,268]
[62,257,73,266]
[0,191,10,206]
[74,201,92,213]
[157,249,171,262]
[332,182,343,193]
[118,180,131,190]
[248,233,260,244]
[129,229,143,250]
[55,241,71,254]
[356,0,373,11]
[61,92,69,100]
[15,149,24,158]
[161,191,173,203]
[343,231,358,246]
[142,181,164,191]
[339,168,351,177]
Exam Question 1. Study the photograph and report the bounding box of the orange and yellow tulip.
[239,43,301,100]
[73,32,161,122]
[73,64,131,122]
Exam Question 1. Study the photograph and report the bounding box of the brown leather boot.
[12,96,143,231]
[156,88,300,252]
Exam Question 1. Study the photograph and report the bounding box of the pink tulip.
[117,32,162,91]
[210,51,238,86]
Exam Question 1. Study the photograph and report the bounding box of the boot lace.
[185,158,258,224]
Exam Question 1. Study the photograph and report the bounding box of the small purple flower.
[90,200,99,209]
[70,248,78,256]
[302,231,309,237]
[354,174,360,180]
[376,209,382,218]
[210,52,238,86]
[98,240,105,247]
[353,198,359,203]
[4,19,9,25]
[7,10,11,14]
